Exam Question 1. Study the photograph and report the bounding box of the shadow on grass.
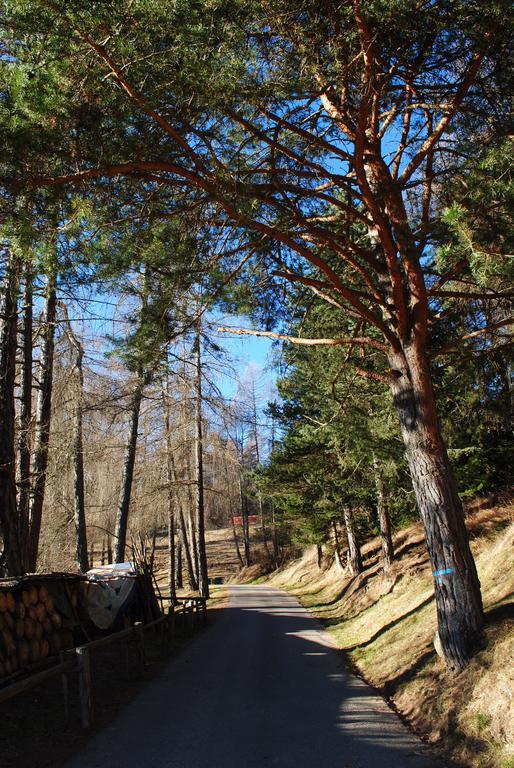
[336,593,435,648]
[319,571,404,626]
[383,647,436,697]
[485,597,514,625]
[312,566,383,611]
[381,598,514,700]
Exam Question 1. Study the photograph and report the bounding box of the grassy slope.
[265,501,514,768]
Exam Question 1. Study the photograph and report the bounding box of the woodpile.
[0,584,75,679]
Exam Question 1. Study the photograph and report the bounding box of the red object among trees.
[233,516,257,526]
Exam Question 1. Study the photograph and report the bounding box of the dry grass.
[265,501,514,768]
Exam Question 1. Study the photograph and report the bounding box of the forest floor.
[257,496,513,768]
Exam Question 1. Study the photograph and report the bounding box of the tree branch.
[217,326,387,351]
[399,42,489,185]
[432,317,513,357]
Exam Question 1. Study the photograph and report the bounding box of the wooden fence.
[0,596,207,729]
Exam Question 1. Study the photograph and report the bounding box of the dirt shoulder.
[264,500,513,768]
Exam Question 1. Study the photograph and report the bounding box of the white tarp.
[86,562,136,580]
[84,563,137,629]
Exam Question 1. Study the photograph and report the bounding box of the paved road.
[65,586,443,768]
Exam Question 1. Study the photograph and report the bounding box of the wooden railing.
[0,596,207,728]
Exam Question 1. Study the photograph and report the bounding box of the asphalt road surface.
[65,586,444,768]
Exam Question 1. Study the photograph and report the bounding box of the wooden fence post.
[76,647,93,729]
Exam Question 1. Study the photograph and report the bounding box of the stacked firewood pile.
[0,583,75,678]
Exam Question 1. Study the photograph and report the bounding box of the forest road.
[65,585,445,768]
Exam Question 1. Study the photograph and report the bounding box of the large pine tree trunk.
[372,453,394,572]
[0,254,23,575]
[17,264,33,570]
[193,331,209,597]
[28,269,57,572]
[343,508,362,576]
[389,345,483,671]
[114,381,143,563]
[362,151,483,670]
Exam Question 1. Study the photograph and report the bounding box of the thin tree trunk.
[161,381,195,591]
[231,513,244,568]
[271,502,280,569]
[175,540,183,590]
[163,382,176,603]
[389,344,483,671]
[239,477,251,567]
[332,520,345,571]
[225,460,244,568]
[114,380,143,563]
[28,268,57,572]
[343,508,362,576]
[17,263,33,569]
[372,453,394,572]
[62,302,88,572]
[250,382,270,556]
[167,487,176,602]
[316,544,323,569]
[0,253,22,575]
[270,419,280,570]
[180,507,198,590]
[258,495,271,556]
[193,330,209,598]
[71,343,88,572]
